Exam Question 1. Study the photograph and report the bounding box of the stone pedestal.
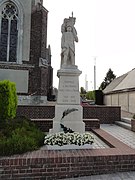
[50,66,85,133]
[46,144,93,150]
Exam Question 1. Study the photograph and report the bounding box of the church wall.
[0,0,31,95]
[0,1,53,104]
[0,0,31,63]
[29,4,49,96]
[0,69,28,93]
[47,66,53,99]
[0,64,33,93]
[21,0,31,62]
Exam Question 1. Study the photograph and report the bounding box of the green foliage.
[99,68,116,90]
[80,87,87,100]
[80,87,86,94]
[86,91,95,100]
[0,80,17,121]
[132,114,135,119]
[0,116,45,156]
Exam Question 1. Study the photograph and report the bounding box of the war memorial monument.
[50,14,85,134]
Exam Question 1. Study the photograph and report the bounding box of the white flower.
[44,132,94,146]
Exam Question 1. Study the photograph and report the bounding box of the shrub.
[0,117,45,156]
[0,80,17,121]
[0,128,37,155]
[86,91,95,100]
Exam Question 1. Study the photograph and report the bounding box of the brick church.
[0,0,53,105]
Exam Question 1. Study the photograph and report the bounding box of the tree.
[80,87,86,100]
[80,87,86,94]
[99,68,116,90]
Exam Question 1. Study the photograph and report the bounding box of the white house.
[103,68,135,114]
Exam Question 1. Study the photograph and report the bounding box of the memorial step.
[115,121,131,130]
[121,117,131,124]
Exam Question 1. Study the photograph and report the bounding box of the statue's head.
[69,17,76,25]
[66,17,75,29]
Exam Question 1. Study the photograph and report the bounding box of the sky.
[44,0,135,91]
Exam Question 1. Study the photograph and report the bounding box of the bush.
[0,80,17,121]
[0,117,45,156]
[0,80,44,156]
[86,91,95,100]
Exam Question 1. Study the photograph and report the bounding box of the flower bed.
[44,132,94,146]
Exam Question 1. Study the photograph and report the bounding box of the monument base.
[50,104,85,134]
[45,144,93,150]
[50,66,85,134]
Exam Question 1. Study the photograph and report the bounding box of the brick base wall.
[32,119,100,132]
[83,106,121,123]
[17,106,55,119]
[17,105,121,124]
[0,154,135,179]
[32,119,53,132]
[84,119,100,130]
[0,129,135,179]
[17,105,120,132]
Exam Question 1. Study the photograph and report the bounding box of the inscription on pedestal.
[60,80,78,91]
[62,95,76,103]
[58,79,79,104]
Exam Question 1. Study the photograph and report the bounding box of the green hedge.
[0,116,45,156]
[0,80,17,120]
[0,80,44,156]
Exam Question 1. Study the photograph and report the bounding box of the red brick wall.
[17,106,55,119]
[17,105,121,123]
[83,106,121,124]
[32,119,53,132]
[32,119,100,132]
[0,154,135,179]
[17,105,121,132]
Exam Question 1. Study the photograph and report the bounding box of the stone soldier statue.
[61,13,78,67]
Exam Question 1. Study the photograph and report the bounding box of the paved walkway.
[60,171,135,180]
[60,124,135,180]
[101,124,135,149]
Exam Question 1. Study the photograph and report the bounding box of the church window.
[0,2,18,62]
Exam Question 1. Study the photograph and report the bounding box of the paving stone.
[101,124,135,149]
[59,172,135,180]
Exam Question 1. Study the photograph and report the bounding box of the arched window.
[0,2,18,62]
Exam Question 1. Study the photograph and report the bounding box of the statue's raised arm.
[61,14,78,68]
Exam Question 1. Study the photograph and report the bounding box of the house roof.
[103,68,135,94]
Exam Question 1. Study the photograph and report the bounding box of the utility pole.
[85,74,88,92]
[94,57,96,90]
